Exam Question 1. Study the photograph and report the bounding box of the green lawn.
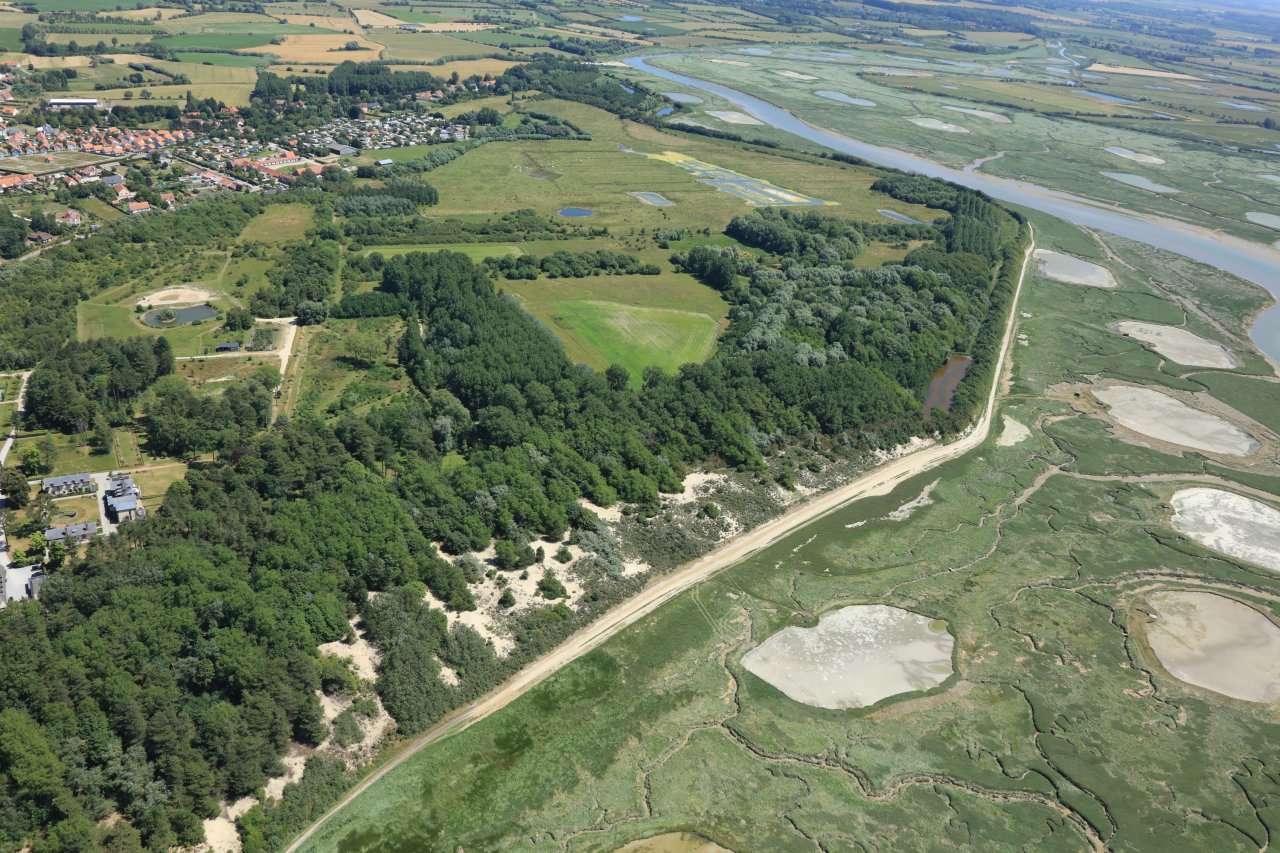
[239,204,315,243]
[540,298,720,380]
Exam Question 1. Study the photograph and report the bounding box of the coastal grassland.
[239,203,315,243]
[420,99,943,231]
[296,212,1280,853]
[649,50,1280,243]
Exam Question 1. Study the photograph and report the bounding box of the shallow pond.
[1100,172,1179,193]
[558,207,595,218]
[1084,90,1138,104]
[1093,385,1259,456]
[1144,590,1280,703]
[141,304,219,327]
[742,605,953,709]
[1170,487,1280,573]
[815,90,876,107]
[1033,249,1117,288]
[923,354,972,416]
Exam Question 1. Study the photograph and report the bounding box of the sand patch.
[1246,211,1280,231]
[318,618,381,683]
[885,479,939,522]
[1112,321,1236,368]
[668,471,730,505]
[1104,146,1166,165]
[706,110,764,125]
[997,415,1031,447]
[262,745,308,800]
[941,105,1011,123]
[1170,487,1280,573]
[1143,590,1280,703]
[708,59,750,67]
[1033,249,1117,288]
[1092,385,1259,457]
[908,117,969,133]
[775,69,818,81]
[1088,64,1199,80]
[742,605,953,709]
[1100,172,1179,194]
[137,286,215,308]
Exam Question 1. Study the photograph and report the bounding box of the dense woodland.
[0,103,1026,851]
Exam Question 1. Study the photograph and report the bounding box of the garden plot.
[941,105,1011,123]
[1143,590,1280,703]
[907,117,968,133]
[1092,385,1259,456]
[1033,249,1117,288]
[1112,321,1236,368]
[742,605,953,709]
[1104,146,1166,165]
[1170,487,1280,573]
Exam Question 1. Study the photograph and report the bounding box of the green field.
[239,203,315,243]
[539,297,719,380]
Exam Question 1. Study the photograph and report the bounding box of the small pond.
[141,304,219,327]
[1219,100,1267,111]
[558,207,595,218]
[1083,90,1139,104]
[815,90,876,107]
[655,106,675,117]
[1100,172,1180,193]
[923,354,972,416]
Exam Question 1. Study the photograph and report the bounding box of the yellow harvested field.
[413,22,497,32]
[245,32,385,62]
[47,33,155,44]
[159,12,276,33]
[282,14,361,33]
[351,8,405,27]
[1087,64,1201,80]
[113,7,185,20]
[63,83,255,106]
[0,53,92,68]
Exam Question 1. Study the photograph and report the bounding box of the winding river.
[625,56,1280,363]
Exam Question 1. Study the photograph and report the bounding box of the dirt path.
[0,371,32,467]
[285,233,1036,852]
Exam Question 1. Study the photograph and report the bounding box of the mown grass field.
[239,203,315,244]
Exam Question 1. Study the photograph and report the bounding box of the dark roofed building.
[105,473,145,523]
[43,473,93,496]
[215,341,242,353]
[45,521,97,544]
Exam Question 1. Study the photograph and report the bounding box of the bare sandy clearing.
[1093,385,1259,456]
[1170,487,1280,573]
[263,746,308,800]
[1033,249,1117,288]
[1144,590,1280,702]
[942,105,1011,123]
[908,116,969,133]
[1112,321,1236,368]
[885,479,939,522]
[707,110,764,125]
[137,286,216,307]
[708,59,750,67]
[996,414,1031,447]
[668,471,730,505]
[742,605,953,709]
[1104,146,1166,165]
[318,618,380,682]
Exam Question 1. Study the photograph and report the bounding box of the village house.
[45,521,97,545]
[42,473,93,497]
[126,200,151,215]
[104,474,145,523]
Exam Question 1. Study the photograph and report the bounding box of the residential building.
[42,473,93,496]
[45,521,97,544]
[104,473,145,523]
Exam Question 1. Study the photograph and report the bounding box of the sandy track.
[0,371,30,466]
[285,234,1035,852]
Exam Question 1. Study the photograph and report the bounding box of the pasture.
[238,204,315,244]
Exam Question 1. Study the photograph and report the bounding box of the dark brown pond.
[922,354,972,416]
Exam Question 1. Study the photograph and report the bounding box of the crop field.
[298,199,1280,853]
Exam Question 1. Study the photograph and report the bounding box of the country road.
[0,371,31,467]
[286,232,1035,852]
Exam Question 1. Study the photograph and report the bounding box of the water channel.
[624,56,1280,363]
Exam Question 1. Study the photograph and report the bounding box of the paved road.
[285,232,1037,852]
